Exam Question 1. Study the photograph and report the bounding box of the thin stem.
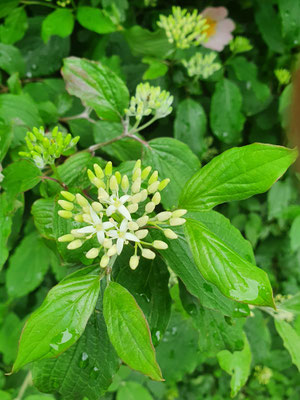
[127,134,150,148]
[60,109,96,124]
[40,175,68,190]
[130,116,158,134]
[21,0,59,8]
[14,371,32,400]
[88,133,126,153]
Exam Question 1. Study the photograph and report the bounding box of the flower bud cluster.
[229,36,253,54]
[182,52,221,79]
[125,82,173,122]
[274,69,291,86]
[157,6,208,49]
[58,160,186,270]
[19,126,80,169]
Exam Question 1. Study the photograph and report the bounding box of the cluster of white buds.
[125,83,173,123]
[157,6,208,49]
[19,126,79,169]
[182,52,221,79]
[229,36,253,54]
[57,160,186,270]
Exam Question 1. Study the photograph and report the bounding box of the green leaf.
[268,179,295,220]
[32,198,55,240]
[143,137,200,209]
[185,219,274,307]
[0,124,12,162]
[103,282,163,381]
[6,232,51,298]
[279,293,300,315]
[245,213,262,248]
[76,7,116,34]
[41,9,74,43]
[290,215,300,252]
[142,58,168,80]
[0,0,19,19]
[150,227,249,318]
[275,319,300,372]
[0,194,13,270]
[12,267,100,372]
[0,43,25,75]
[180,143,297,212]
[279,84,292,128]
[278,0,300,47]
[174,98,207,158]
[2,160,41,198]
[32,311,119,400]
[0,7,28,45]
[117,381,153,400]
[124,26,173,59]
[156,311,199,382]
[217,335,252,398]
[0,313,23,364]
[210,78,245,144]
[62,57,129,122]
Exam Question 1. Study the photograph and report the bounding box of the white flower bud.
[115,171,121,184]
[131,178,141,193]
[76,193,89,207]
[140,189,148,202]
[136,215,149,227]
[141,166,152,180]
[142,248,156,259]
[74,214,84,222]
[148,181,160,194]
[152,192,161,205]
[98,187,109,201]
[58,200,74,211]
[121,175,129,193]
[105,161,112,176]
[61,191,75,201]
[67,239,83,250]
[158,178,170,191]
[82,213,92,223]
[131,192,142,204]
[110,175,118,192]
[100,254,110,268]
[58,234,74,242]
[148,171,158,185]
[132,167,141,181]
[107,245,117,257]
[169,218,186,226]
[164,228,178,239]
[128,221,139,231]
[172,209,187,218]
[135,229,149,239]
[70,229,85,238]
[145,202,155,213]
[130,255,140,270]
[58,210,72,219]
[156,211,172,222]
[153,240,168,250]
[103,238,113,248]
[86,247,100,259]
[92,202,103,212]
[94,163,104,178]
[128,203,138,213]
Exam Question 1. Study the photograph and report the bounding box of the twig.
[40,175,68,190]
[14,371,32,400]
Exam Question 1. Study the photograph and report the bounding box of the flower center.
[114,200,121,208]
[95,224,103,231]
[204,17,217,38]
[119,231,126,239]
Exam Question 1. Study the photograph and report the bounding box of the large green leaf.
[0,124,12,162]
[275,319,300,372]
[32,198,55,240]
[32,311,119,400]
[0,7,28,45]
[0,0,19,19]
[278,0,300,47]
[174,98,207,158]
[6,232,51,298]
[117,381,153,400]
[150,227,249,318]
[185,219,274,307]
[0,193,13,270]
[143,137,200,209]
[180,143,297,211]
[42,9,74,43]
[62,57,129,121]
[0,312,23,364]
[76,7,116,34]
[103,282,163,381]
[12,267,100,372]
[210,78,245,144]
[0,43,25,75]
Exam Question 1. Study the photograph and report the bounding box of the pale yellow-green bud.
[61,191,75,201]
[93,177,105,189]
[94,163,104,178]
[76,193,89,207]
[130,255,140,270]
[98,187,109,201]
[82,213,92,223]
[148,181,160,194]
[140,189,148,202]
[105,161,112,176]
[136,216,149,227]
[133,168,141,181]
[115,171,121,184]
[131,192,142,204]
[157,211,172,221]
[169,217,186,226]
[153,240,168,250]
[172,209,187,218]
[58,200,74,211]
[87,169,96,182]
[107,245,117,256]
[103,238,113,248]
[145,202,155,213]
[135,229,149,239]
[92,201,103,212]
[86,247,100,259]
[142,248,156,259]
[164,228,178,239]
[100,254,110,268]
[128,203,138,213]
[148,171,158,185]
[110,175,118,192]
[71,229,85,238]
[58,210,72,219]
[141,166,152,180]
[131,177,141,193]
[67,239,83,250]
[74,214,84,223]
[158,178,170,191]
[152,192,161,205]
[133,159,141,172]
[58,234,74,242]
[128,221,139,231]
[121,175,129,193]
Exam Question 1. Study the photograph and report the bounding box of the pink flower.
[201,7,235,52]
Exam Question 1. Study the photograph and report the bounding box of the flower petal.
[120,218,128,232]
[107,230,118,239]
[103,221,115,229]
[90,207,101,225]
[117,238,124,255]
[125,232,140,242]
[202,6,228,21]
[118,205,132,221]
[120,195,130,203]
[97,231,105,244]
[106,205,116,216]
[203,19,235,51]
[75,226,96,234]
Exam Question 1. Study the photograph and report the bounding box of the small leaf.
[180,143,297,212]
[103,282,163,381]
[62,57,129,122]
[42,9,74,43]
[217,334,252,397]
[12,267,100,372]
[0,7,28,45]
[0,0,19,19]
[185,219,275,307]
[275,319,300,372]
[0,43,25,75]
[117,381,153,400]
[278,0,300,47]
[290,215,300,252]
[142,58,168,80]
[210,78,245,144]
[31,199,55,240]
[77,7,116,34]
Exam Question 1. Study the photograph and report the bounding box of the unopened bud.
[61,191,75,201]
[142,248,156,259]
[131,192,142,204]
[169,218,186,226]
[131,178,141,193]
[105,161,112,176]
[133,168,141,181]
[140,189,148,202]
[58,234,74,242]
[67,239,83,250]
[141,166,152,180]
[74,214,84,223]
[58,200,74,211]
[153,240,168,250]
[156,211,172,221]
[128,221,139,231]
[135,229,149,239]
[107,245,117,256]
[148,171,158,185]
[145,202,155,213]
[128,203,138,213]
[121,175,129,193]
[103,238,113,248]
[130,255,140,270]
[86,247,100,259]
[158,178,170,191]
[100,254,110,268]
[110,175,118,191]
[136,215,149,227]
[58,210,72,219]
[152,192,161,205]
[76,193,89,207]
[94,163,104,178]
[172,209,187,218]
[98,187,109,201]
[115,171,121,184]
[148,181,160,194]
[92,202,103,212]
[164,228,178,239]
